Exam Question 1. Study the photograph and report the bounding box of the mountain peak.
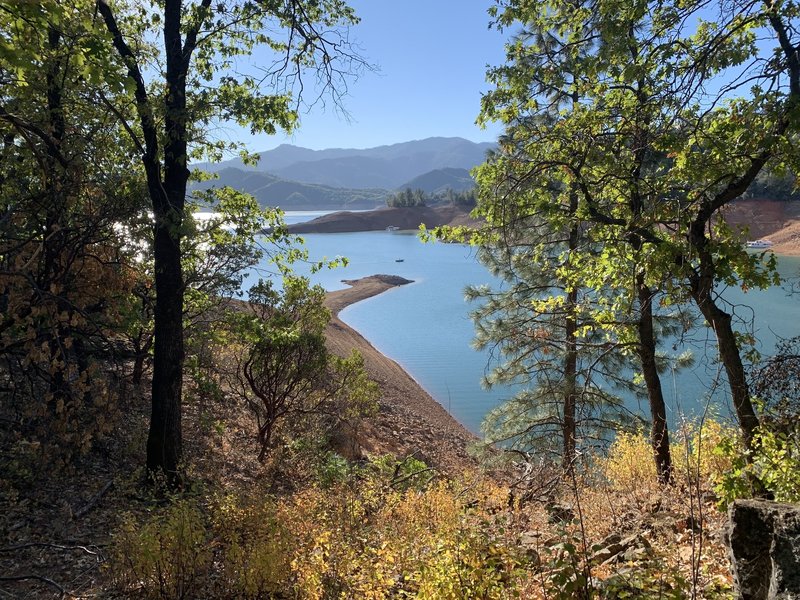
[253,136,489,155]
[199,137,496,192]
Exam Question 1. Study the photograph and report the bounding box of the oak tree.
[95,0,367,479]
[475,0,800,478]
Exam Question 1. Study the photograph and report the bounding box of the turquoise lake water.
[272,212,800,435]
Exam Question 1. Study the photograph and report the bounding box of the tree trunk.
[691,284,759,449]
[688,224,759,451]
[42,25,72,421]
[145,211,184,478]
[637,277,672,484]
[562,208,579,473]
[144,0,189,482]
[563,287,578,473]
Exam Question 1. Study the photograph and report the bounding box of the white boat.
[386,225,400,232]
[746,239,774,249]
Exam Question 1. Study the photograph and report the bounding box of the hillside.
[192,167,388,210]
[397,167,475,193]
[286,205,479,233]
[190,138,492,209]
[724,199,800,254]
[197,137,494,190]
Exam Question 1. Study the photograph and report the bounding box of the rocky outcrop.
[591,532,652,566]
[727,499,800,599]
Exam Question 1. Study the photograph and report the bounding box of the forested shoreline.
[3,0,800,597]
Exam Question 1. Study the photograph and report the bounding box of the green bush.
[111,499,210,599]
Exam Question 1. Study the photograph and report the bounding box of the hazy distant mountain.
[397,168,475,194]
[276,156,398,189]
[198,137,495,189]
[192,168,387,210]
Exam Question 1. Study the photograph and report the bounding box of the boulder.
[546,502,575,524]
[592,533,651,565]
[727,499,800,599]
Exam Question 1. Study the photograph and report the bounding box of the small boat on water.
[386,225,400,232]
[746,239,774,249]
[395,259,404,262]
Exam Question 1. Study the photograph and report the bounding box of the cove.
[274,213,800,435]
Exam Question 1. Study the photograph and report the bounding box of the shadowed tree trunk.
[98,0,206,481]
[637,277,672,484]
[562,188,579,474]
[690,268,759,449]
[688,222,760,451]
[99,0,364,481]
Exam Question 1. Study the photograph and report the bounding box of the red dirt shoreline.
[323,275,481,474]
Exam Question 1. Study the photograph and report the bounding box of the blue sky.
[237,1,508,151]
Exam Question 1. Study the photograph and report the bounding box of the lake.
[266,211,800,435]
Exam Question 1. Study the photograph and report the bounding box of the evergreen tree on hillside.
[465,5,684,478]
[469,214,638,461]
[387,188,427,207]
[473,0,800,475]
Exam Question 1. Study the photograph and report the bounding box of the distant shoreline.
[323,275,481,474]
[287,205,478,234]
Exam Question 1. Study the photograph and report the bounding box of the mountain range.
[193,137,494,209]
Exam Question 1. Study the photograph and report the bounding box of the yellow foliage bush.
[601,420,740,502]
[110,464,528,599]
[111,499,211,600]
[670,419,739,489]
[601,430,660,505]
[210,493,293,598]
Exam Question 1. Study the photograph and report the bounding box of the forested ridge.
[2,0,800,598]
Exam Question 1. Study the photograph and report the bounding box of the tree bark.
[144,0,190,481]
[690,279,759,449]
[42,25,72,417]
[98,0,193,481]
[636,277,672,484]
[146,209,184,478]
[688,222,760,451]
[562,203,579,473]
[563,285,578,473]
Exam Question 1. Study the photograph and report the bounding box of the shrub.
[111,499,211,599]
[671,419,740,489]
[227,277,378,461]
[211,494,293,598]
[752,423,800,502]
[602,420,741,502]
[109,461,527,599]
[713,420,800,506]
[601,430,659,506]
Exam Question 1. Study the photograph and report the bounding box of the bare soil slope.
[724,199,800,255]
[323,275,482,474]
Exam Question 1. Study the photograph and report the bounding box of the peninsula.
[288,205,478,234]
[323,275,480,474]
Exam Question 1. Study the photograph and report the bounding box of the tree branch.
[0,575,65,598]
[96,0,159,165]
[0,105,68,169]
[182,0,213,59]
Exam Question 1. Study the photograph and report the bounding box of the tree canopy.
[453,0,800,475]
[0,0,368,481]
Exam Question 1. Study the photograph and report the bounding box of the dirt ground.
[724,199,800,255]
[323,275,484,475]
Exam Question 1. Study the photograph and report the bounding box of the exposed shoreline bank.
[288,205,478,234]
[285,201,800,256]
[323,275,481,474]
